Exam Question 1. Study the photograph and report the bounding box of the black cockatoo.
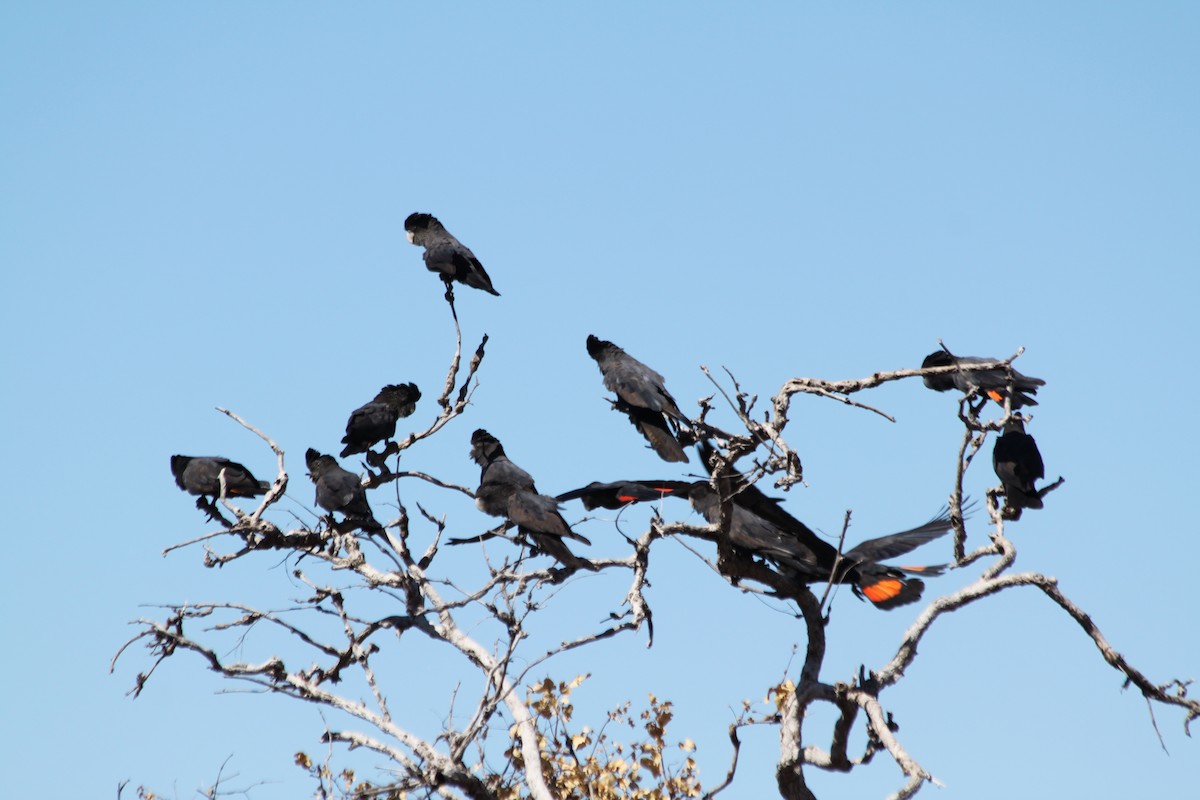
[306,448,380,531]
[586,334,689,463]
[470,429,594,571]
[921,348,1044,408]
[404,212,499,296]
[340,382,421,458]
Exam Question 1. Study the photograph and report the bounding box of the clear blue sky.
[3,3,1198,798]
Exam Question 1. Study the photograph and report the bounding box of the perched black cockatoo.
[404,212,499,296]
[921,348,1044,408]
[470,429,594,571]
[306,448,380,531]
[340,383,421,458]
[993,416,1059,518]
[586,334,689,463]
[171,455,269,499]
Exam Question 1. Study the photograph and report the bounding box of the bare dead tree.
[116,301,1199,799]
[692,355,1197,800]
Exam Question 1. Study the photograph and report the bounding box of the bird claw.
[195,497,232,527]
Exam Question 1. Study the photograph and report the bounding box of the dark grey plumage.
[993,416,1049,516]
[306,448,379,530]
[556,479,694,511]
[340,383,421,457]
[404,212,499,296]
[171,455,269,499]
[686,452,954,611]
[586,334,689,463]
[921,349,1045,408]
[687,482,830,583]
[469,429,594,570]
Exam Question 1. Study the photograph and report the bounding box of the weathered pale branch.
[408,569,557,800]
[124,606,498,798]
[130,331,1198,800]
[871,561,1200,740]
[852,690,941,800]
[216,407,289,528]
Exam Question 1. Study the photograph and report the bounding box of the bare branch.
[852,690,942,800]
[216,407,288,527]
[130,332,1195,800]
